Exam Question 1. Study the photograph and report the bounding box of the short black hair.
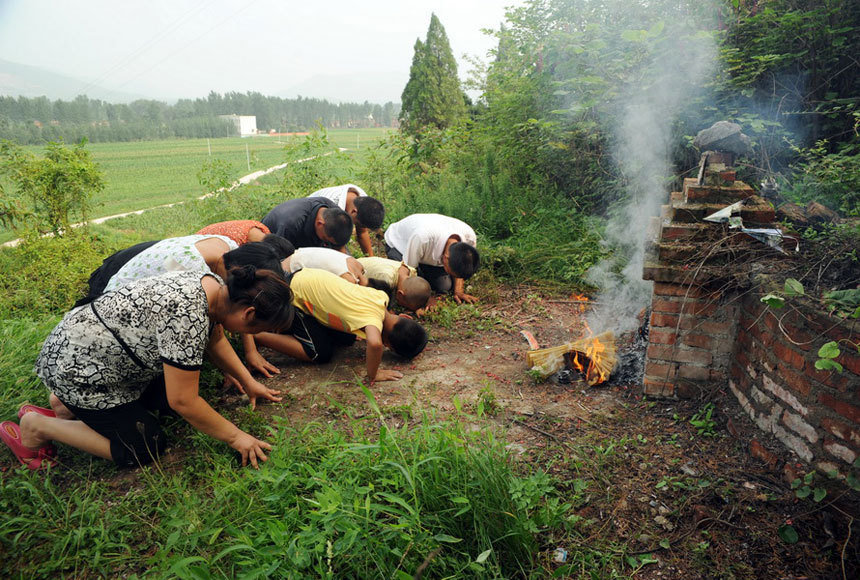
[448,242,480,279]
[261,234,295,260]
[353,196,385,229]
[322,208,354,248]
[223,242,285,276]
[388,318,428,359]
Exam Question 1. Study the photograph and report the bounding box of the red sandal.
[0,421,57,470]
[17,404,56,420]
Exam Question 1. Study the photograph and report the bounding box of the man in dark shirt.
[261,198,353,250]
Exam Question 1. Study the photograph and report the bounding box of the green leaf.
[659,538,671,549]
[815,359,843,373]
[783,278,804,297]
[434,534,463,544]
[761,294,785,308]
[795,486,811,499]
[778,524,799,544]
[818,341,840,359]
[476,549,492,563]
[813,488,827,502]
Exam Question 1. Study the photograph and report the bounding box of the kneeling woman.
[6,267,292,470]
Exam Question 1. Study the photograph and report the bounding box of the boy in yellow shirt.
[255,269,427,383]
[358,256,431,314]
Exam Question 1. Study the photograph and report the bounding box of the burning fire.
[570,292,589,313]
[571,321,611,386]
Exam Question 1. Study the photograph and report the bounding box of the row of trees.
[0,92,401,144]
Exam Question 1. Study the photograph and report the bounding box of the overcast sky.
[0,0,524,103]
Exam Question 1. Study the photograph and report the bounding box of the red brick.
[820,417,859,444]
[651,312,680,328]
[819,393,860,424]
[654,282,704,298]
[643,378,675,397]
[682,301,719,317]
[773,342,806,372]
[735,349,750,370]
[652,298,682,314]
[763,312,780,333]
[649,329,677,345]
[781,320,815,352]
[842,351,860,376]
[645,361,676,380]
[679,365,711,381]
[698,319,734,337]
[805,362,852,392]
[750,439,779,467]
[781,367,811,397]
[730,362,744,381]
[647,344,713,365]
[682,333,714,350]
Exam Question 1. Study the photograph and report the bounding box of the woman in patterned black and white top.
[17,266,293,469]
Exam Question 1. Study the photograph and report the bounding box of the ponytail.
[225,266,294,330]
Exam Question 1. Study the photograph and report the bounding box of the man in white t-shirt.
[383,213,480,304]
[308,184,384,256]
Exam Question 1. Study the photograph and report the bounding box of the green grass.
[0,129,391,243]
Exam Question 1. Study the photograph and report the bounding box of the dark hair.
[388,318,428,359]
[223,242,285,276]
[261,234,295,260]
[226,266,294,330]
[448,242,480,279]
[322,208,353,248]
[353,196,385,229]
[367,277,394,295]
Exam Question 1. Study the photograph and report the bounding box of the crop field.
[0,128,391,243]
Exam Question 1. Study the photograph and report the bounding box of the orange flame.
[571,293,589,313]
[573,321,609,385]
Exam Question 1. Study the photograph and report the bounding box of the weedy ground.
[4,284,856,578]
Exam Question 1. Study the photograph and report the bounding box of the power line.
[76,0,217,97]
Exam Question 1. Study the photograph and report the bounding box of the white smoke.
[586,19,717,335]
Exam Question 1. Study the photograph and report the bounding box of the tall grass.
[0,396,590,578]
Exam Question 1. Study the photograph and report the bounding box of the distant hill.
[0,59,144,103]
[280,72,405,105]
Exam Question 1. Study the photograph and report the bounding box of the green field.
[1,128,391,243]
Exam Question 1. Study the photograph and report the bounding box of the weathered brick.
[824,440,857,464]
[819,393,860,424]
[749,439,779,467]
[781,410,818,443]
[842,350,860,376]
[647,344,713,365]
[643,378,675,397]
[698,319,735,337]
[730,361,744,382]
[820,417,860,446]
[682,333,714,350]
[729,379,754,418]
[652,298,682,314]
[773,342,806,372]
[781,367,812,397]
[773,424,813,462]
[806,362,852,392]
[645,361,676,380]
[735,348,750,371]
[682,301,719,317]
[654,282,704,298]
[761,374,808,416]
[712,336,736,354]
[780,320,815,352]
[649,329,677,345]
[678,365,711,381]
[751,385,775,409]
[651,312,680,328]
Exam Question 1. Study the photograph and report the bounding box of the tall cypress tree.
[400,14,465,135]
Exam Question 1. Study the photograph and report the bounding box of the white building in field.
[219,114,257,136]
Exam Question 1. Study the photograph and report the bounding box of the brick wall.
[641,169,859,477]
[730,296,860,476]
[643,282,739,398]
